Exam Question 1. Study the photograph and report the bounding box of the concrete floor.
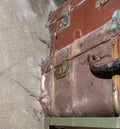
[0,0,56,129]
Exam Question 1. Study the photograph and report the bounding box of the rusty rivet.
[112,41,115,45]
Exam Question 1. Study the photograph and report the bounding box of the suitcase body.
[41,20,120,117]
[49,0,120,50]
[40,0,120,117]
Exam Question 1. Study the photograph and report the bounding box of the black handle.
[87,54,120,79]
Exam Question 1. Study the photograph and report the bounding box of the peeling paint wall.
[0,0,56,129]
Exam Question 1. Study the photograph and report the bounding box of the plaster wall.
[0,0,56,128]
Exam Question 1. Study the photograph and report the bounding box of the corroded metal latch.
[87,53,100,64]
[56,5,70,32]
[54,56,70,79]
[57,14,69,32]
[111,10,120,31]
[95,0,109,8]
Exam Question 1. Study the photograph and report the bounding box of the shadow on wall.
[53,0,67,7]
[29,0,57,16]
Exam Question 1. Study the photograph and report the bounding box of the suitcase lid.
[48,0,120,50]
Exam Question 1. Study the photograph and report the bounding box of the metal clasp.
[111,10,120,31]
[54,55,70,79]
[56,6,70,32]
[57,14,69,32]
[87,53,100,64]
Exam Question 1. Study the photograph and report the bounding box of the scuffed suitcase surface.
[41,21,117,117]
[54,45,114,116]
[49,0,120,50]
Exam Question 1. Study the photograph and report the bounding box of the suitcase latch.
[54,56,70,79]
[56,6,70,32]
[57,14,69,31]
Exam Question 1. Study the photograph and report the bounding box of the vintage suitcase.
[48,0,120,50]
[40,19,120,117]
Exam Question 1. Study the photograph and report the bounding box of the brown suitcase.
[49,0,120,50]
[40,20,120,117]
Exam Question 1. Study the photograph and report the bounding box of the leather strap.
[50,48,59,116]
